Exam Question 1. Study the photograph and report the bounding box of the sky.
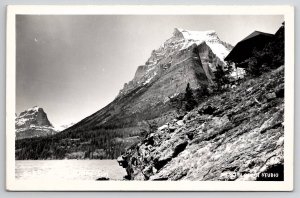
[16,15,283,127]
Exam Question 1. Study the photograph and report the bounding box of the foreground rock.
[118,66,285,181]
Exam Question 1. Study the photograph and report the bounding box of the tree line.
[16,127,141,160]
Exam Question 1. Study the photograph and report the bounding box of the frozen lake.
[15,160,126,181]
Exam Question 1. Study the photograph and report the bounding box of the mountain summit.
[173,28,232,60]
[118,28,232,97]
[15,106,58,140]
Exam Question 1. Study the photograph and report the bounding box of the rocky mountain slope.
[66,28,232,133]
[15,28,233,159]
[15,106,58,140]
[118,28,232,97]
[118,66,284,181]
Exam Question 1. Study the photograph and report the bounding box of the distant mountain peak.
[26,105,42,112]
[17,106,52,127]
[15,106,58,140]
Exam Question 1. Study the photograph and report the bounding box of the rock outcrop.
[15,106,58,140]
[118,66,284,181]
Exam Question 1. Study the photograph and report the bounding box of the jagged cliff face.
[118,66,284,181]
[118,28,232,97]
[66,28,232,132]
[15,106,57,140]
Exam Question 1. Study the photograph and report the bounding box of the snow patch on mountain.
[177,28,232,60]
[15,106,59,139]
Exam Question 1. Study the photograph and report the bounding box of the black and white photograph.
[6,5,294,191]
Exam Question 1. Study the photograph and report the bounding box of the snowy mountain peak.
[172,28,232,61]
[15,106,58,140]
[16,106,53,128]
[118,28,233,97]
[27,106,41,112]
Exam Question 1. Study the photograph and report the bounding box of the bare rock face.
[118,28,232,97]
[15,106,58,140]
[118,66,284,181]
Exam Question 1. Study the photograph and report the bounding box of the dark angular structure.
[224,31,274,67]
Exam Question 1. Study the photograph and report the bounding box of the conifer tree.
[213,64,230,91]
[184,83,198,111]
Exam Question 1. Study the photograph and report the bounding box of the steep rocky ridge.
[118,66,284,181]
[15,106,58,140]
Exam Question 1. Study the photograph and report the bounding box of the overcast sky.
[16,15,283,127]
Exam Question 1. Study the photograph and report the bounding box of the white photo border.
[6,5,294,191]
